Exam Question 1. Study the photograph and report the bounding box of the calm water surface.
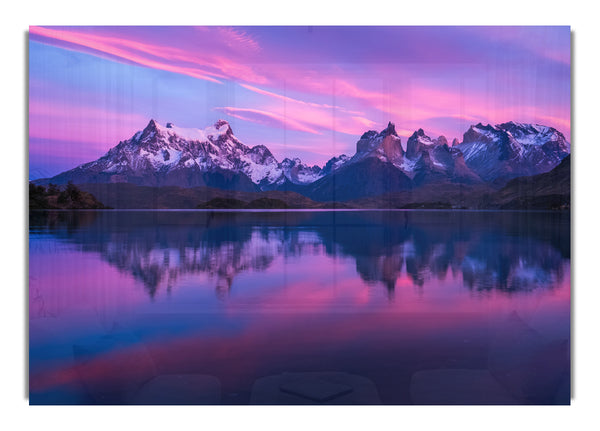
[28,210,570,404]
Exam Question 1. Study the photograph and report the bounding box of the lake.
[28,210,571,405]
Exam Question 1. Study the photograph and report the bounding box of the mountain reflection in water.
[29,210,569,301]
[28,210,570,405]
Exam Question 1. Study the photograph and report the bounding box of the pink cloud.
[214,27,262,53]
[213,107,322,135]
[29,26,268,85]
[333,79,389,103]
[28,26,400,126]
[236,82,379,138]
[216,100,377,138]
[535,114,571,136]
[280,102,376,136]
[29,26,571,152]
[378,83,571,140]
[239,83,366,116]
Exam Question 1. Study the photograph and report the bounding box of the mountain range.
[34,118,570,205]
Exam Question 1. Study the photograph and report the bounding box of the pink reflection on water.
[29,249,150,320]
[29,210,571,404]
[29,243,570,401]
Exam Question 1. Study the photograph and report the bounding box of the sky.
[28,26,571,179]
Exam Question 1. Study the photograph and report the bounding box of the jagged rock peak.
[435,136,449,147]
[214,119,230,129]
[408,128,427,140]
[379,121,398,137]
[136,119,162,143]
[360,130,378,140]
[213,119,233,136]
[473,122,497,131]
[497,120,540,130]
[145,118,160,130]
[281,157,303,166]
[462,123,500,144]
[359,122,398,140]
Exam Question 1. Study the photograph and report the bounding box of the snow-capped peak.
[462,123,501,145]
[280,157,323,185]
[456,121,570,181]
[473,122,498,131]
[39,117,570,194]
[414,129,435,146]
[496,121,566,148]
[137,119,234,144]
[406,128,436,159]
[214,119,230,129]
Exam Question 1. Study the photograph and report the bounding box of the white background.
[2,1,598,430]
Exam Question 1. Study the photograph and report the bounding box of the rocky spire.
[379,121,398,137]
[214,119,234,137]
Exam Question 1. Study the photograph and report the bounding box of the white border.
[4,1,598,430]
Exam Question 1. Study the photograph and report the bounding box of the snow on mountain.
[140,119,283,185]
[498,121,568,149]
[242,144,283,185]
[406,128,435,159]
[42,119,288,189]
[321,154,350,176]
[38,119,355,190]
[36,118,570,194]
[343,123,480,184]
[280,157,323,185]
[160,119,231,142]
[456,122,570,181]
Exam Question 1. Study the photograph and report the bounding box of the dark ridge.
[29,182,110,210]
[245,198,289,209]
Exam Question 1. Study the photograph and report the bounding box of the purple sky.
[29,26,570,179]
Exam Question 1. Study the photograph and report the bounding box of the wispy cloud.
[214,107,322,135]
[29,26,571,170]
[215,27,262,53]
[215,102,378,138]
[29,26,268,85]
[239,83,365,115]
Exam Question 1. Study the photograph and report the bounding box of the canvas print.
[28,26,571,405]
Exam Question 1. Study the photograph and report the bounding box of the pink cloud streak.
[239,83,365,116]
[29,26,269,85]
[216,101,377,138]
[214,107,322,135]
[29,26,571,159]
